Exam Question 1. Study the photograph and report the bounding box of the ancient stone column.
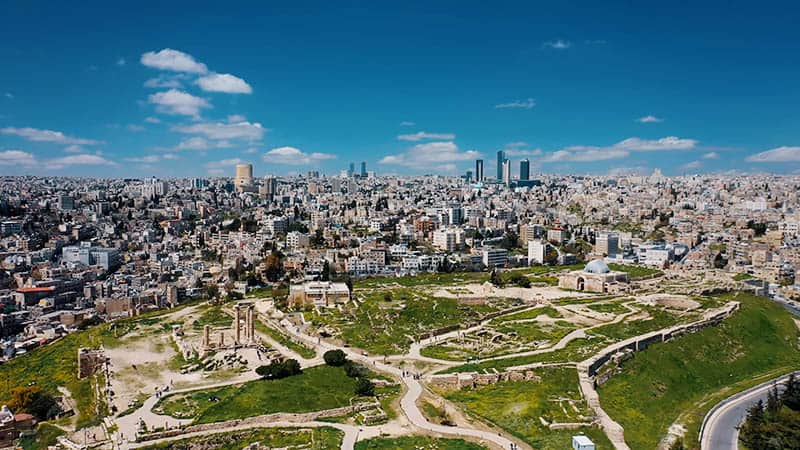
[234,305,242,345]
[203,325,210,348]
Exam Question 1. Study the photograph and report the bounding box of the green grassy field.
[191,305,231,330]
[0,304,191,429]
[444,367,612,449]
[439,336,610,374]
[607,264,663,279]
[254,319,317,358]
[19,423,65,450]
[491,306,562,323]
[421,310,577,361]
[588,306,690,341]
[139,426,343,449]
[305,289,506,355]
[355,435,487,449]
[154,365,387,423]
[354,271,488,289]
[586,301,631,315]
[599,292,800,449]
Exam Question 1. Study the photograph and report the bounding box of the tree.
[766,385,781,418]
[489,268,503,287]
[344,361,367,378]
[7,386,60,421]
[354,378,375,396]
[255,359,302,380]
[323,349,347,367]
[321,261,331,281]
[264,251,283,282]
[784,373,800,410]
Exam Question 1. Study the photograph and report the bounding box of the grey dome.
[584,259,610,274]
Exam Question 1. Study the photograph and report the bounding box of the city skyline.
[2,1,800,178]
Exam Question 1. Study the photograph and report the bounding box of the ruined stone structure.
[77,348,106,379]
[201,302,257,353]
[429,369,541,390]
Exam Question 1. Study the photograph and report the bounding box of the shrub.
[354,378,375,397]
[343,361,367,378]
[323,349,347,367]
[255,359,302,380]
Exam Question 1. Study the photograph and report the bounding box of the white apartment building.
[432,228,464,252]
[286,231,309,250]
[528,239,548,265]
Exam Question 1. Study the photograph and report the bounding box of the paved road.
[700,372,797,450]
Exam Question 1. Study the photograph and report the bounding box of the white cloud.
[116,57,126,66]
[397,131,456,141]
[126,154,178,163]
[681,160,702,170]
[140,48,208,74]
[0,150,37,167]
[173,137,233,151]
[505,148,543,157]
[746,146,800,162]
[503,141,542,156]
[400,121,415,127]
[544,147,629,162]
[64,145,85,153]
[615,136,697,151]
[542,39,572,49]
[144,75,184,89]
[127,124,145,132]
[196,73,252,94]
[243,147,258,154]
[637,115,663,123]
[702,152,720,159]
[0,127,101,145]
[173,120,266,141]
[44,154,118,170]
[204,158,247,171]
[263,146,337,165]
[227,114,246,123]
[124,155,161,163]
[144,117,161,124]
[379,141,480,172]
[540,136,697,162]
[148,89,210,117]
[495,98,536,109]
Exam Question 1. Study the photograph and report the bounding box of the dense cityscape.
[0,162,798,449]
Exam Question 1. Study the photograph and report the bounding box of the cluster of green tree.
[488,269,530,288]
[739,374,800,449]
[4,386,60,421]
[323,350,375,396]
[255,359,302,380]
[747,220,768,237]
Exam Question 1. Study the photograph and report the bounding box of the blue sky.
[1,0,800,177]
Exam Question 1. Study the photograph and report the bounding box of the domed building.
[558,259,629,293]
